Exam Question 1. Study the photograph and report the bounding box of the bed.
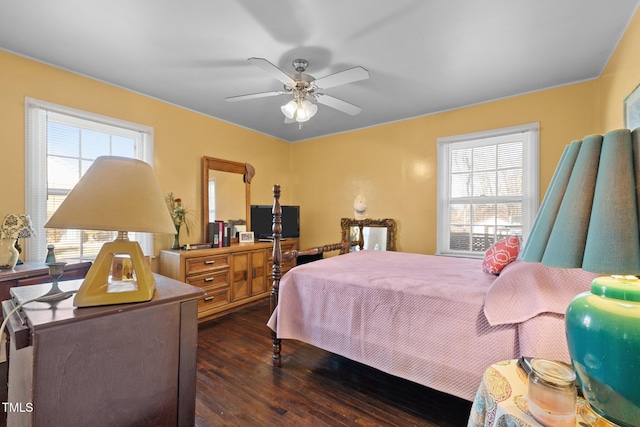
[267,185,598,401]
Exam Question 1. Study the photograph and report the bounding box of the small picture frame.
[624,83,640,130]
[238,231,254,244]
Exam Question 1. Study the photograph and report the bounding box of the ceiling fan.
[225,57,369,127]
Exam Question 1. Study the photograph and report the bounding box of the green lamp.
[522,128,640,426]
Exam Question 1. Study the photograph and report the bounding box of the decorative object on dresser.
[0,239,19,271]
[160,239,297,322]
[239,231,254,244]
[0,214,36,269]
[44,244,56,264]
[227,219,247,238]
[44,156,176,307]
[166,192,194,250]
[340,217,396,253]
[2,274,203,426]
[521,128,640,426]
[40,261,68,298]
[0,260,91,303]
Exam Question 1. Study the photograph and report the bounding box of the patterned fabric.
[467,359,587,427]
[0,213,36,239]
[482,235,521,275]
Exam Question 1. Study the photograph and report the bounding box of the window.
[208,177,216,222]
[437,123,539,257]
[25,98,154,263]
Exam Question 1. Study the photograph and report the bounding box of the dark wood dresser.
[2,274,204,427]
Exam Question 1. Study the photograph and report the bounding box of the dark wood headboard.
[269,184,360,366]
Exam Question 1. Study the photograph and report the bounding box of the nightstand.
[467,359,590,427]
[2,274,204,427]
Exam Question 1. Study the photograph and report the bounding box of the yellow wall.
[2,4,639,261]
[292,6,640,254]
[291,82,598,253]
[0,50,292,266]
[597,9,640,132]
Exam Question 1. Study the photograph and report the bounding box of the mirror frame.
[202,156,254,240]
[340,218,397,252]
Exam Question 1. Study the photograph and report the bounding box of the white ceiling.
[1,0,639,142]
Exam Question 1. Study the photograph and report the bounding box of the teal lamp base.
[565,275,640,427]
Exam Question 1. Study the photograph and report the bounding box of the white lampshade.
[45,156,176,234]
[44,156,176,307]
[280,100,297,119]
[1,214,36,239]
[296,99,318,122]
[281,98,318,123]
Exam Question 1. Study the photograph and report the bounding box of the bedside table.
[467,359,590,427]
[2,274,204,427]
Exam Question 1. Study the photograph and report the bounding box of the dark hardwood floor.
[195,299,473,426]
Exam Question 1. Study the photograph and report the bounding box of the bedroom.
[1,1,640,426]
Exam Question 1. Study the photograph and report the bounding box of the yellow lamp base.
[74,238,155,307]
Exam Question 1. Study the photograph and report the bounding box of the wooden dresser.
[2,275,203,427]
[159,240,297,322]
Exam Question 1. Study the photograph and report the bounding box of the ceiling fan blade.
[312,66,369,90]
[248,57,295,86]
[316,94,362,116]
[225,91,286,102]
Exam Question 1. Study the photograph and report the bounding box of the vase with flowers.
[166,193,193,250]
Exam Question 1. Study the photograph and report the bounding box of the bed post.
[270,184,283,367]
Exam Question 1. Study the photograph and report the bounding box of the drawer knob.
[203,295,215,302]
[204,260,215,265]
[204,277,214,282]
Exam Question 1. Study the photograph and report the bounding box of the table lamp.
[44,156,176,307]
[521,128,640,426]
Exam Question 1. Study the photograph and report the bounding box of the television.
[251,205,300,239]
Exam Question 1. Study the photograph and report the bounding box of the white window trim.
[436,122,539,257]
[25,97,155,262]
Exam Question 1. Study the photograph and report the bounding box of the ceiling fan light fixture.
[295,99,318,123]
[281,99,297,119]
[305,100,318,117]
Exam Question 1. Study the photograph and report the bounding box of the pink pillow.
[482,235,520,275]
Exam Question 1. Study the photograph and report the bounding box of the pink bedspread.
[268,250,520,401]
[483,258,598,325]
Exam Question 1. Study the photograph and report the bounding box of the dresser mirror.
[202,156,255,240]
[340,218,397,252]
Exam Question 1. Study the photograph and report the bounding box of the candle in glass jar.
[527,358,577,427]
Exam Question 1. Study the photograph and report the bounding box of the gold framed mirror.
[202,156,255,241]
[340,218,397,253]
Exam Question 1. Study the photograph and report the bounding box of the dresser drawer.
[185,270,229,289]
[198,285,231,311]
[185,254,229,275]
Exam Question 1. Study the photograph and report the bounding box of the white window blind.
[25,98,154,263]
[437,123,539,258]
